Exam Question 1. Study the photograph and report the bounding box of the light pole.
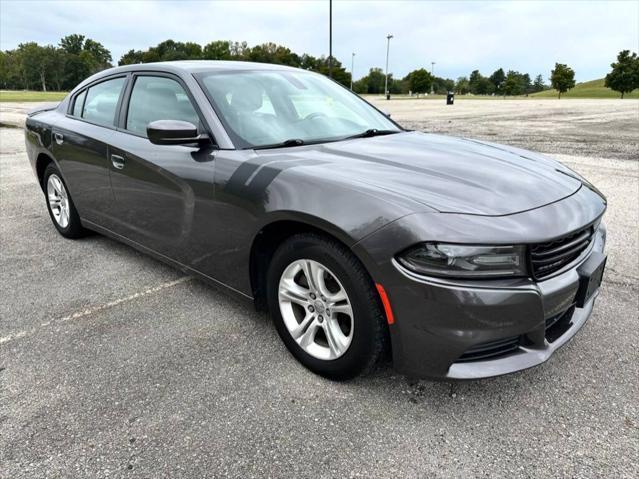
[430,61,435,95]
[350,52,356,90]
[384,34,393,100]
[327,0,333,78]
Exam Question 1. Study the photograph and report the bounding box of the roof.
[108,60,303,75]
[68,60,311,99]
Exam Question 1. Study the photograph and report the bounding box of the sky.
[1,0,638,82]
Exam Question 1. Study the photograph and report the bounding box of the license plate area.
[575,252,606,307]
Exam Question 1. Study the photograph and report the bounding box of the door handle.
[111,154,125,170]
[54,132,64,145]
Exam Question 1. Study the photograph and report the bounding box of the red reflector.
[375,283,395,325]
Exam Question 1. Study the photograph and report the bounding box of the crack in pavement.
[0,276,192,345]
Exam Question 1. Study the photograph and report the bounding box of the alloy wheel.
[278,259,354,360]
[47,174,70,228]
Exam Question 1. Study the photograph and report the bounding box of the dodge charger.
[25,61,607,380]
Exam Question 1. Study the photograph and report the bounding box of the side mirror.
[147,120,207,146]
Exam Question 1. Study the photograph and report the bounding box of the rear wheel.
[267,233,388,380]
[43,163,87,238]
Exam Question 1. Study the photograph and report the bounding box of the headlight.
[397,243,527,278]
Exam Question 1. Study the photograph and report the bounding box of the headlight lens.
[397,243,527,278]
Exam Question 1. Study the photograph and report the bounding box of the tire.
[43,163,87,239]
[267,233,388,380]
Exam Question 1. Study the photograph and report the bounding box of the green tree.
[229,41,250,59]
[605,50,639,99]
[468,70,493,95]
[57,34,112,89]
[203,40,231,60]
[248,42,286,64]
[59,34,85,55]
[455,76,470,94]
[62,52,91,89]
[119,49,145,65]
[313,56,351,87]
[0,51,28,89]
[115,38,352,87]
[48,48,66,91]
[550,63,576,99]
[182,42,203,59]
[389,77,404,94]
[503,70,528,96]
[146,39,202,61]
[83,39,112,67]
[15,43,43,89]
[489,68,506,95]
[0,51,9,88]
[353,68,386,94]
[433,77,455,94]
[532,74,546,92]
[405,68,433,93]
[522,73,532,95]
[9,47,29,89]
[366,68,386,94]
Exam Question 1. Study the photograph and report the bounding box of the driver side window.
[126,76,200,137]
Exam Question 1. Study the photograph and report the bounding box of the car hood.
[270,131,584,216]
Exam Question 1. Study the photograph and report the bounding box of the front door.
[106,74,216,265]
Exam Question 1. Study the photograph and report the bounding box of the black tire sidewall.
[267,234,386,380]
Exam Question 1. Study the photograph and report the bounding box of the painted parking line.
[0,276,192,345]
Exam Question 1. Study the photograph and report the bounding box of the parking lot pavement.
[1,99,638,478]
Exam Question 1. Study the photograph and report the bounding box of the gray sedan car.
[25,61,607,380]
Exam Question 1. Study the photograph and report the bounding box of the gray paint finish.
[24,61,607,378]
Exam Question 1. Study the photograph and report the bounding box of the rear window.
[81,77,126,127]
[72,90,86,117]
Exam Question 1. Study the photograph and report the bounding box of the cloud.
[1,0,637,81]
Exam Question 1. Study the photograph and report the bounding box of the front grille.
[530,227,594,278]
[456,336,521,363]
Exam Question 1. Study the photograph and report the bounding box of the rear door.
[52,75,127,226]
[107,72,217,264]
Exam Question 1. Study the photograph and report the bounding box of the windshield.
[197,69,401,148]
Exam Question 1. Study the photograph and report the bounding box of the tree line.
[454,69,546,96]
[119,39,353,87]
[1,34,637,99]
[0,34,112,91]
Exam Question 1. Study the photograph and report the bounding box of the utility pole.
[350,52,355,90]
[384,34,393,100]
[328,0,333,78]
[430,61,435,95]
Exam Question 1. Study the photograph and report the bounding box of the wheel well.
[35,153,54,189]
[249,220,354,311]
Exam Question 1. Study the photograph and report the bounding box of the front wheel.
[267,233,388,380]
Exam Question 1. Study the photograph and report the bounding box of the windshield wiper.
[252,130,400,150]
[344,129,401,140]
[253,139,305,150]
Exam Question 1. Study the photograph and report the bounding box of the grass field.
[1,79,637,104]
[364,78,638,100]
[531,78,639,99]
[0,90,67,102]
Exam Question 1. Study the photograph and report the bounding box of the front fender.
[259,166,423,242]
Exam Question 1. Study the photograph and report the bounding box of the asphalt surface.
[1,100,638,478]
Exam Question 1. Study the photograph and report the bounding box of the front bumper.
[447,295,595,379]
[355,210,607,379]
